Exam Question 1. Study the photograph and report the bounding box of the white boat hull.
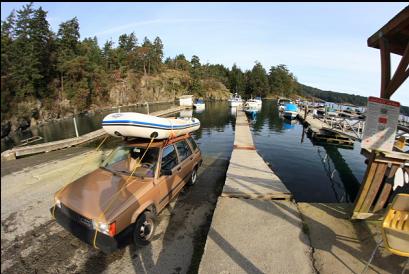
[229,100,242,107]
[244,101,259,108]
[194,103,205,109]
[102,112,200,139]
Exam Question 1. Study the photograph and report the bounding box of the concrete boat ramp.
[199,109,315,273]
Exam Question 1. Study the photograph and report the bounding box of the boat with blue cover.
[283,103,299,119]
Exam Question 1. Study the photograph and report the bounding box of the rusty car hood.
[57,168,153,221]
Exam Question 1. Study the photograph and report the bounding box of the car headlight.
[93,221,116,236]
[55,198,62,208]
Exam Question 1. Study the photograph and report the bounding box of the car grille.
[60,203,93,230]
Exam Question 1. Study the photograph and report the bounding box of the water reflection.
[2,99,368,203]
[1,102,177,152]
[250,99,366,203]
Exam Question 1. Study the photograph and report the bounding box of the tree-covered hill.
[1,3,407,137]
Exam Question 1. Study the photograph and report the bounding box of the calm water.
[1,103,177,153]
[3,100,368,202]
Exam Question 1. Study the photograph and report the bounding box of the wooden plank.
[221,192,292,201]
[352,152,377,214]
[360,162,388,213]
[351,211,385,220]
[372,165,399,212]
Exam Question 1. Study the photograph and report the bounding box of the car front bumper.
[50,206,131,254]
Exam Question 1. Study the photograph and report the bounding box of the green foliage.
[2,3,408,122]
[228,63,245,96]
[245,61,269,97]
[298,84,368,106]
[268,64,298,97]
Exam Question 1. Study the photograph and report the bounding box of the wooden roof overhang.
[367,6,409,99]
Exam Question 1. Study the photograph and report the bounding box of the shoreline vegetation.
[1,3,408,139]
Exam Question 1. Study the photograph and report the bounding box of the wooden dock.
[222,109,291,200]
[297,109,361,145]
[1,105,190,161]
[199,109,314,274]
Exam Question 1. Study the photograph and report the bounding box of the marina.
[1,3,408,274]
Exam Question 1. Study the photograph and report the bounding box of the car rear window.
[187,136,198,151]
[161,145,178,171]
[175,140,192,162]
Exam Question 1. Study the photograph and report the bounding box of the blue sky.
[2,2,408,105]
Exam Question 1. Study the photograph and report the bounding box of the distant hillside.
[298,84,409,116]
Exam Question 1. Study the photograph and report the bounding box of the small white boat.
[254,96,262,106]
[102,112,200,139]
[283,103,299,119]
[228,93,243,107]
[193,99,205,110]
[244,99,259,108]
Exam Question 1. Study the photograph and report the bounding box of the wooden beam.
[379,37,391,99]
[360,162,388,213]
[385,42,409,98]
[353,152,377,213]
[372,165,399,212]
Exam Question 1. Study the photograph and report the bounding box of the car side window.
[161,145,178,171]
[175,140,192,162]
[187,137,198,151]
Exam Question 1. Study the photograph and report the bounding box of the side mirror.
[161,169,172,176]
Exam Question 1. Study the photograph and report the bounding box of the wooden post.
[379,37,391,98]
[372,165,399,212]
[304,105,308,121]
[73,117,79,138]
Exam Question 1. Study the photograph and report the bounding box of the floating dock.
[1,105,190,161]
[297,109,358,145]
[199,109,314,273]
[223,109,291,200]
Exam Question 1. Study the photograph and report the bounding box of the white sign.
[361,96,400,151]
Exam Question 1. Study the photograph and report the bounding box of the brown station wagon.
[51,134,202,253]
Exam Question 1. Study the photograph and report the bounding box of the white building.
[178,95,193,106]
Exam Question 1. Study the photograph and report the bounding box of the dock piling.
[73,117,79,138]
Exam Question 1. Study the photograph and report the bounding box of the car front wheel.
[133,211,156,247]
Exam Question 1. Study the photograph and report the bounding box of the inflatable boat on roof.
[102,112,200,139]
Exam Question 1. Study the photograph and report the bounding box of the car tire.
[133,211,156,247]
[187,166,198,186]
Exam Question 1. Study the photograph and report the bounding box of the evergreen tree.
[268,64,298,97]
[152,36,163,73]
[228,63,245,95]
[11,3,41,98]
[246,61,269,97]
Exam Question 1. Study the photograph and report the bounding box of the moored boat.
[244,99,259,108]
[283,103,299,119]
[193,99,205,110]
[277,98,293,112]
[254,96,262,106]
[228,93,243,107]
[102,112,200,139]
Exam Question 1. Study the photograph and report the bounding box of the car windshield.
[101,146,159,178]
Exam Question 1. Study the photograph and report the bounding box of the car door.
[187,136,201,164]
[174,140,194,183]
[157,144,180,209]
